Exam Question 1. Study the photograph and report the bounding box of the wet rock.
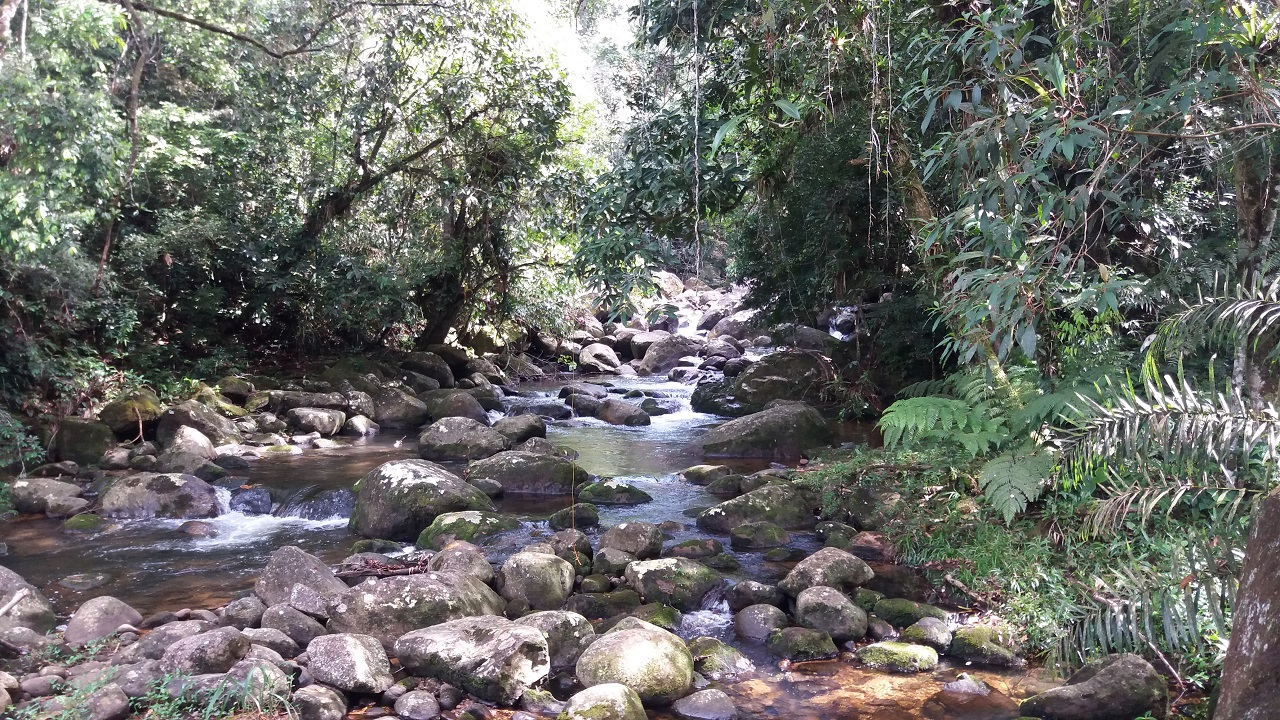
[417,510,520,549]
[98,473,220,519]
[854,641,938,672]
[900,617,951,652]
[778,548,874,599]
[326,572,504,650]
[64,596,143,647]
[591,547,635,576]
[729,520,789,549]
[725,581,782,612]
[575,622,693,705]
[156,400,243,446]
[517,402,574,421]
[672,688,737,720]
[262,604,328,647]
[372,387,431,428]
[561,683,646,720]
[595,398,651,426]
[99,390,164,438]
[230,486,272,515]
[549,503,599,531]
[497,552,576,610]
[467,451,594,495]
[513,611,596,670]
[696,483,814,533]
[696,402,832,459]
[623,558,721,612]
[559,382,609,400]
[734,604,789,642]
[949,624,1020,666]
[159,626,250,674]
[418,417,509,461]
[731,350,835,411]
[871,598,948,628]
[342,415,380,436]
[293,684,348,720]
[666,538,723,559]
[1020,653,1166,720]
[766,627,837,661]
[242,628,300,658]
[637,335,703,376]
[255,546,348,607]
[422,390,491,426]
[794,586,867,642]
[493,415,545,444]
[600,521,664,559]
[57,418,118,465]
[286,408,346,436]
[396,616,549,705]
[56,572,111,591]
[349,459,495,541]
[11,477,83,515]
[395,690,442,720]
[687,636,753,680]
[565,590,641,620]
[866,616,897,640]
[467,384,506,411]
[306,633,393,693]
[579,479,653,505]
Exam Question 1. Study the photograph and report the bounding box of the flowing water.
[0,373,1050,719]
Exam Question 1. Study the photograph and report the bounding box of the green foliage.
[879,396,1006,458]
[977,449,1055,524]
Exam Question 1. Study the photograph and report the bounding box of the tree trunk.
[1214,485,1280,720]
[0,0,21,53]
[1232,139,1280,405]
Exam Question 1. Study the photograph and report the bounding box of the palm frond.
[1145,278,1280,372]
[1084,477,1253,538]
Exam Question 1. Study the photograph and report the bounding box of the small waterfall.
[213,486,233,515]
[677,585,734,639]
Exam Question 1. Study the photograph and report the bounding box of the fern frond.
[977,449,1055,523]
[1145,278,1280,372]
[878,396,973,448]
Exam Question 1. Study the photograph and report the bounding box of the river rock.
[241,627,298,658]
[623,558,721,611]
[729,520,789,549]
[628,331,669,359]
[559,382,609,400]
[98,473,220,519]
[255,546,348,607]
[395,616,549,705]
[417,417,508,461]
[305,633,393,693]
[548,503,599,531]
[638,335,703,375]
[731,350,834,411]
[428,541,495,583]
[64,596,143,647]
[565,393,602,416]
[403,352,456,388]
[56,418,116,466]
[697,402,832,459]
[163,425,217,459]
[0,572,58,636]
[899,617,951,652]
[422,390,490,425]
[513,611,596,669]
[600,521,663,559]
[671,689,737,720]
[416,510,520,549]
[497,552,576,610]
[579,479,653,505]
[778,547,873,596]
[326,572,504,649]
[10,477,83,515]
[580,344,623,373]
[394,690,440,720]
[467,451,593,495]
[561,683,646,720]
[575,623,693,705]
[710,311,757,340]
[349,459,494,540]
[682,465,733,485]
[156,400,242,446]
[871,598,948,628]
[595,398,650,426]
[854,641,938,672]
[696,483,814,533]
[342,415,379,436]
[286,408,346,436]
[665,538,723,560]
[262,604,327,647]
[99,390,164,438]
[687,636,753,680]
[113,620,215,663]
[725,581,782,612]
[372,387,431,428]
[794,586,867,642]
[1020,653,1166,720]
[592,547,637,576]
[160,626,250,674]
[734,604,788,641]
[948,624,1020,666]
[293,684,348,720]
[566,590,642,619]
[493,415,545,443]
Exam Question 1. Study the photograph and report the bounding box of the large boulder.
[637,335,703,375]
[948,624,1019,666]
[730,350,834,411]
[497,552,576,610]
[422,390,490,426]
[98,390,164,438]
[696,483,814,533]
[395,616,550,705]
[513,611,596,670]
[305,634,393,694]
[595,398,651,427]
[623,558,721,611]
[255,546,348,607]
[417,417,509,461]
[402,352,456,388]
[372,387,431,428]
[492,415,545,444]
[57,418,116,466]
[561,684,646,720]
[163,425,216,459]
[0,567,56,633]
[10,477,83,515]
[854,641,938,672]
[64,596,143,647]
[778,547,874,596]
[466,451,594,495]
[349,459,494,541]
[416,511,520,549]
[326,572,504,649]
[579,344,623,374]
[156,401,242,446]
[710,311,757,340]
[697,403,832,459]
[628,331,670,360]
[794,586,867,642]
[99,473,220,519]
[160,627,250,675]
[599,521,664,559]
[1020,653,1167,720]
[575,622,693,705]
[286,408,346,436]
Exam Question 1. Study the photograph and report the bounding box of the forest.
[1,0,1280,718]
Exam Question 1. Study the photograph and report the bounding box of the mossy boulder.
[1019,653,1167,720]
[514,611,596,670]
[725,581,782,612]
[665,538,723,559]
[56,418,116,466]
[156,400,243,446]
[687,636,754,680]
[327,572,504,650]
[578,480,653,505]
[468,451,595,495]
[729,520,790,549]
[696,402,833,459]
[99,473,220,519]
[599,521,664,559]
[778,547,874,596]
[565,590,642,620]
[949,624,1020,666]
[349,459,495,541]
[872,598,948,628]
[681,465,733,485]
[765,627,838,661]
[854,641,938,672]
[628,603,682,632]
[853,588,884,613]
[395,616,549,705]
[900,617,952,652]
[794,586,868,642]
[497,551,576,611]
[623,558,721,612]
[559,684,646,720]
[417,417,509,461]
[574,623,694,705]
[696,483,814,533]
[416,510,520,549]
[549,503,600,530]
[731,350,836,412]
[99,390,164,438]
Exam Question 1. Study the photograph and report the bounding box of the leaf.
[977,449,1054,524]
[774,99,801,120]
[710,115,745,159]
